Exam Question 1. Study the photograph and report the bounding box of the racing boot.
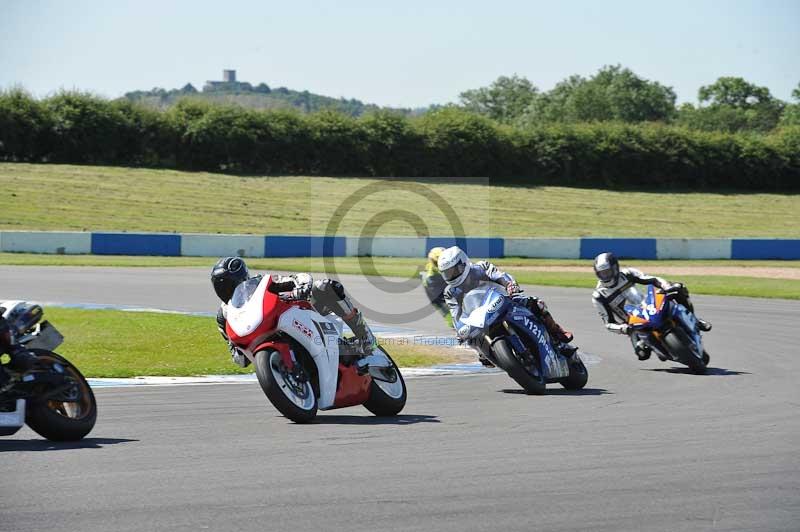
[696,318,712,332]
[541,312,574,344]
[347,309,381,375]
[557,342,580,364]
[634,340,652,361]
[7,348,38,372]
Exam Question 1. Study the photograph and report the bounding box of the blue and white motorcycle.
[459,283,588,394]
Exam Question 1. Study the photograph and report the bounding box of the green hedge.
[1,89,798,189]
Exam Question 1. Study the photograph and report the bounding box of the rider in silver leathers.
[591,252,711,360]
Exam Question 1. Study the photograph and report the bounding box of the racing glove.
[607,323,631,335]
[506,283,521,295]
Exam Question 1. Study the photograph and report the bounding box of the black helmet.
[211,257,249,302]
[593,252,619,285]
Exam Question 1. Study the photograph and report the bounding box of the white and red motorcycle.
[225,276,407,423]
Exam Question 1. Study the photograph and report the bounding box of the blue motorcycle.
[625,285,710,374]
[459,283,588,394]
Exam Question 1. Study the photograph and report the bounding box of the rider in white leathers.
[591,252,712,360]
[211,257,376,368]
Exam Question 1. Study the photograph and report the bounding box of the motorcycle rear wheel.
[255,349,318,423]
[493,337,546,395]
[363,348,406,417]
[559,357,588,390]
[25,350,97,441]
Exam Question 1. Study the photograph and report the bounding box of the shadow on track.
[311,414,440,425]
[641,367,750,376]
[0,437,138,453]
[499,387,612,395]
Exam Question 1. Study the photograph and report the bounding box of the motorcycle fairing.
[226,277,270,338]
[508,305,570,379]
[625,285,666,328]
[460,283,511,338]
[626,285,705,358]
[278,306,341,410]
[670,302,704,356]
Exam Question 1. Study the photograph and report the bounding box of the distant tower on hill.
[204,69,239,91]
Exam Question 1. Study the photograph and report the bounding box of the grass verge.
[3,162,800,237]
[41,307,460,378]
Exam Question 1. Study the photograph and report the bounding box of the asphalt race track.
[1,266,799,531]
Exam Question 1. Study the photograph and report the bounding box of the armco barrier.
[0,232,798,260]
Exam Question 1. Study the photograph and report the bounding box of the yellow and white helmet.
[427,246,445,269]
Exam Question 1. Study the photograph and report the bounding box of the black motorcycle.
[0,302,96,441]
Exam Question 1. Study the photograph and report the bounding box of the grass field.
[34,307,460,378]
[2,162,799,237]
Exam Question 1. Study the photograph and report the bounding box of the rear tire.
[25,351,97,442]
[364,348,407,417]
[559,357,589,390]
[493,337,546,395]
[254,349,317,423]
[663,329,707,374]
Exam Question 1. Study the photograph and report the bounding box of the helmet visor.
[441,261,466,283]
[595,264,617,283]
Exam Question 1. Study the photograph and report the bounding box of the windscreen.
[461,287,490,317]
[230,277,261,309]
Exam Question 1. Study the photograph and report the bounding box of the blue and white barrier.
[1,232,798,260]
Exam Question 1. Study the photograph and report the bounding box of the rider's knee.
[312,279,345,301]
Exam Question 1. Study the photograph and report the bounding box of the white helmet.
[437,246,471,287]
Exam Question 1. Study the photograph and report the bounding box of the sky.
[1,0,798,108]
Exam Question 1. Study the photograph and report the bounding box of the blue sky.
[1,0,798,107]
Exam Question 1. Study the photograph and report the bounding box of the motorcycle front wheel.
[662,329,707,374]
[492,337,546,395]
[255,349,318,423]
[25,350,97,441]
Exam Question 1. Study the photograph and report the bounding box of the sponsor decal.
[293,319,314,339]
[488,296,503,313]
[317,321,338,335]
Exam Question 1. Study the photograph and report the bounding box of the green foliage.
[0,88,53,161]
[124,79,407,117]
[679,77,785,132]
[459,75,539,123]
[518,65,676,125]
[1,91,798,189]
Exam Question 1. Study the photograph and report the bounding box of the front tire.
[25,351,97,441]
[663,329,707,374]
[363,348,407,417]
[559,356,589,390]
[492,337,546,395]
[254,349,318,423]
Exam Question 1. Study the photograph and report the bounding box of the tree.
[517,65,676,126]
[459,75,538,123]
[779,81,800,127]
[698,77,774,107]
[680,76,785,132]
